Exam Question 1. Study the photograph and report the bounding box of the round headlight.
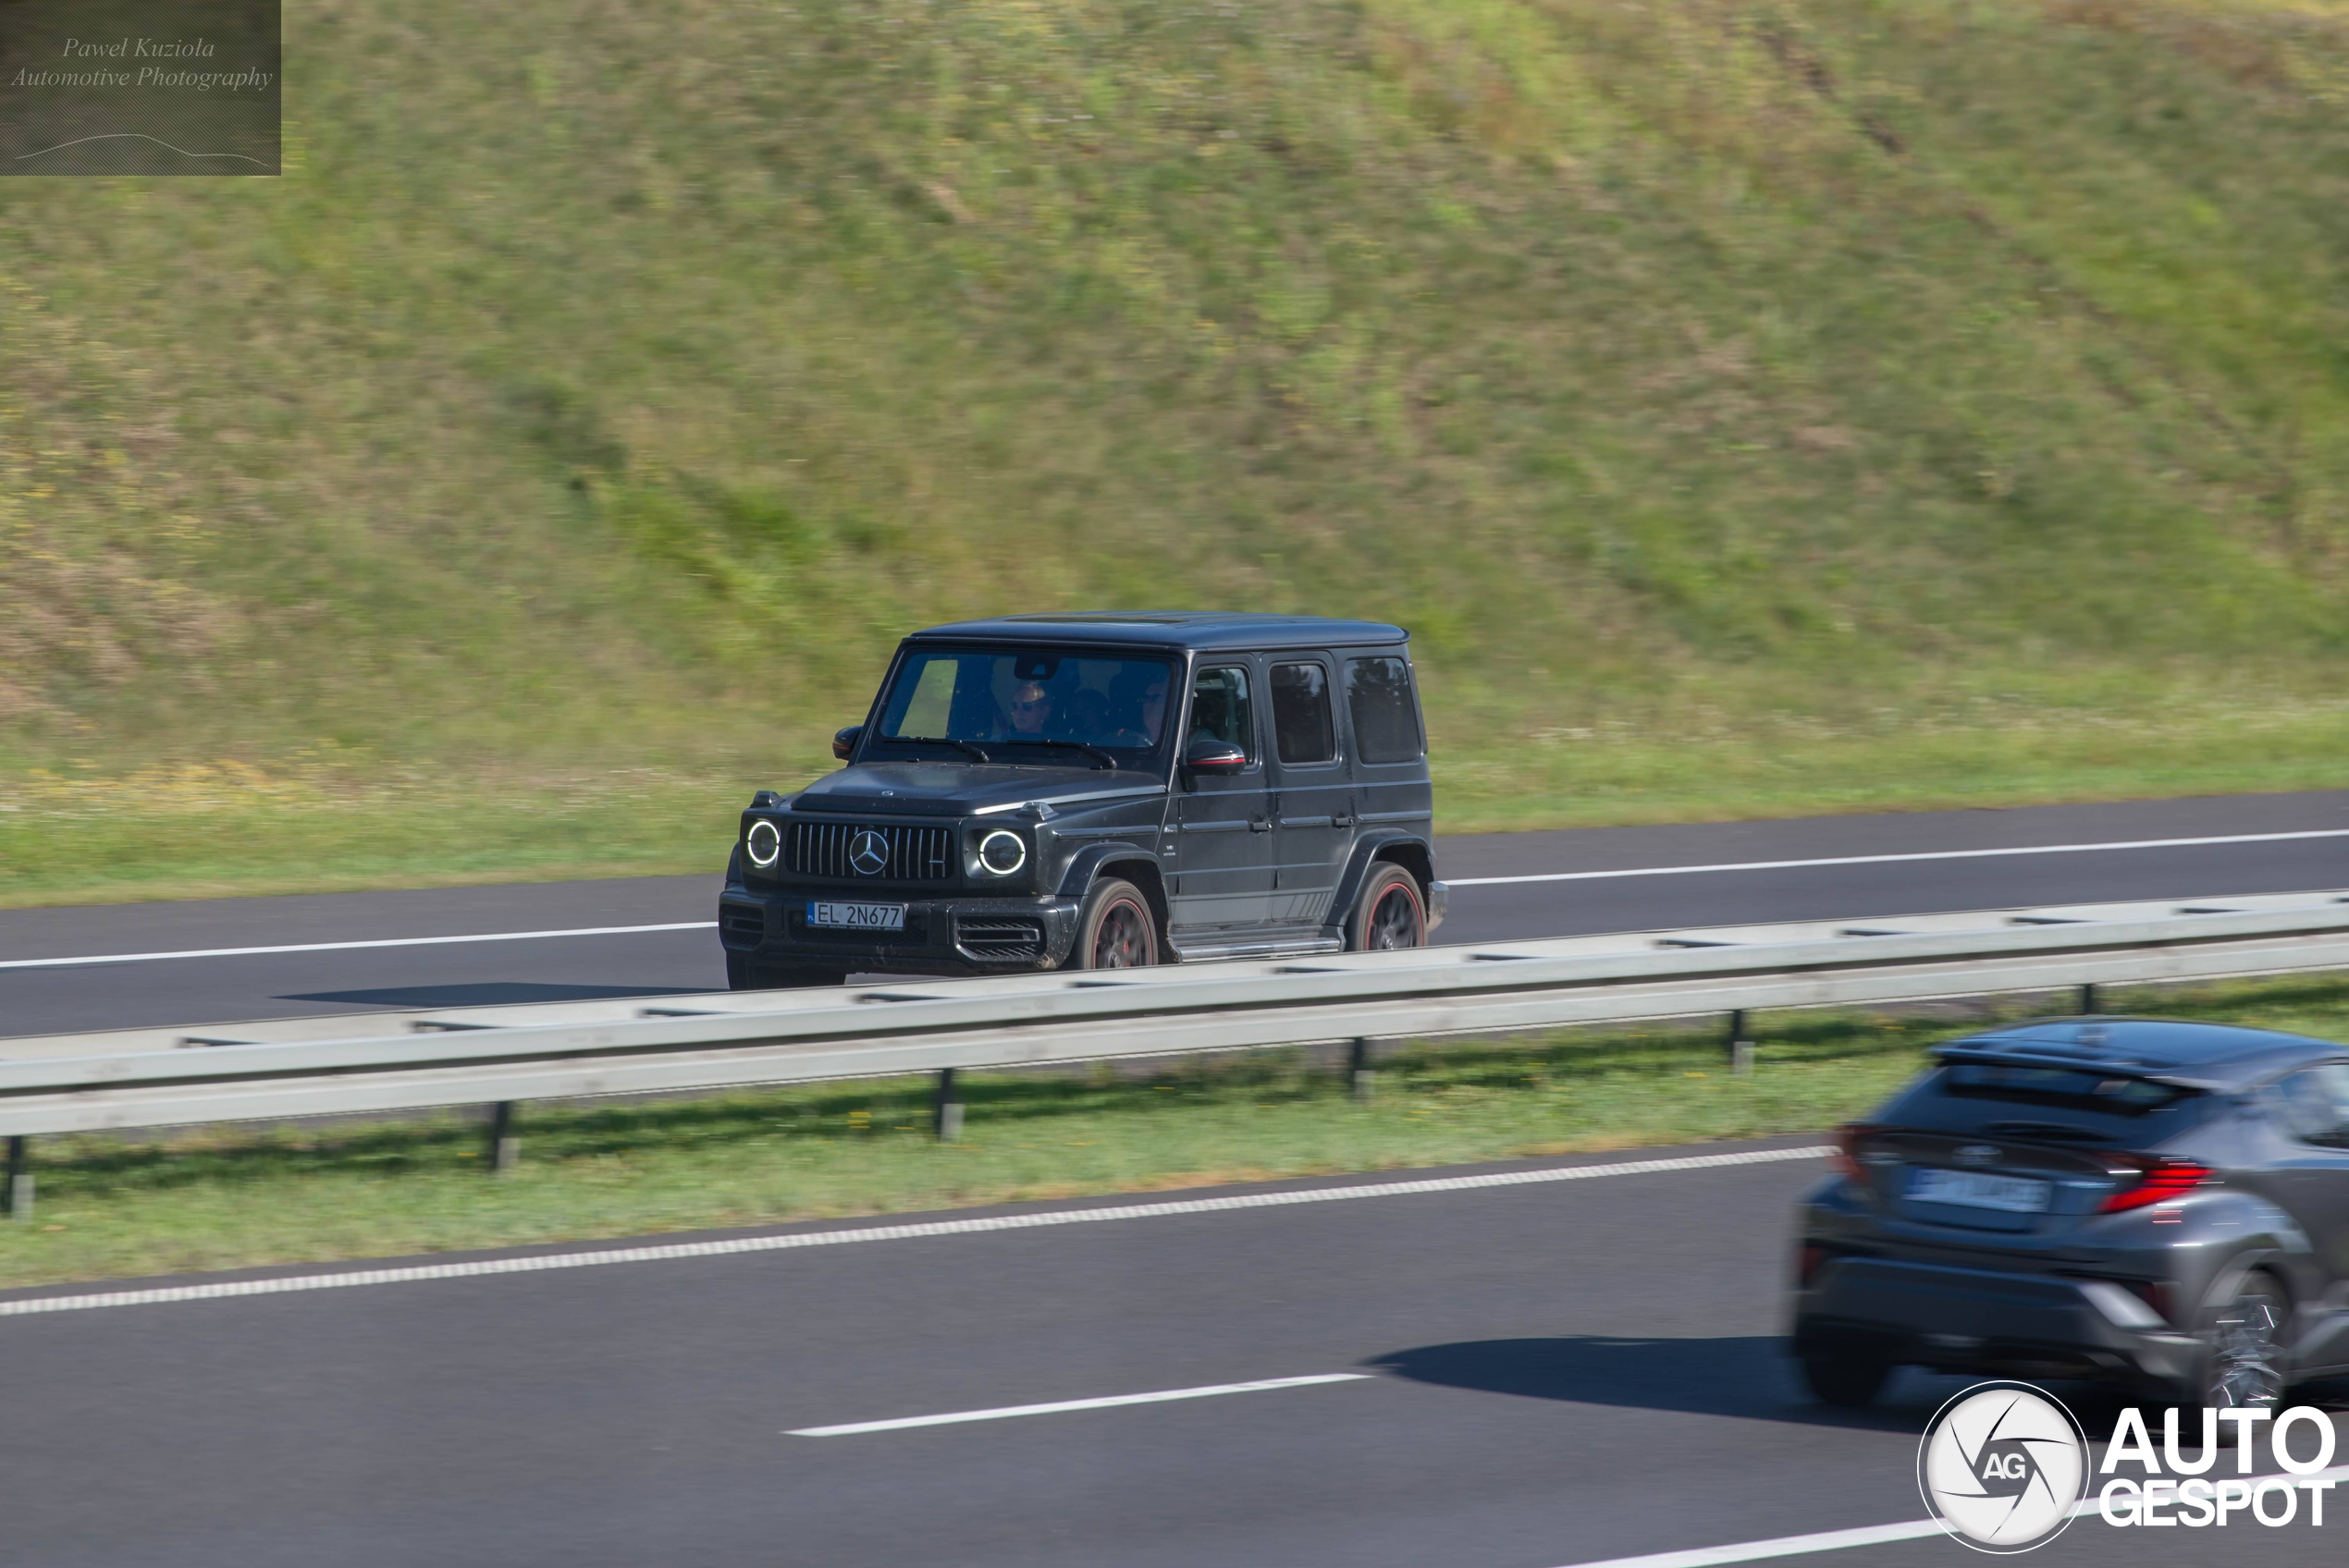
[745,819,781,868]
[978,829,1027,875]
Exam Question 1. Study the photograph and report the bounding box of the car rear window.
[1877,1062,2208,1140]
[1942,1063,2192,1113]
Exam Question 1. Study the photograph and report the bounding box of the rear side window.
[1270,663,1336,765]
[2265,1064,2349,1148]
[1346,655,1420,764]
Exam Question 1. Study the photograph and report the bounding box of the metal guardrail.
[1,888,2345,1165]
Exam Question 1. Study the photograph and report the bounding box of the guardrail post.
[1348,1037,1375,1102]
[933,1069,964,1142]
[2079,983,2099,1016]
[1728,1011,1754,1076]
[5,1136,28,1220]
[487,1102,520,1174]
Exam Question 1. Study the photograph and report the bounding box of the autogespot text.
[2096,1406,2337,1529]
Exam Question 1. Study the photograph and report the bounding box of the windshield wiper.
[1011,738,1117,770]
[900,736,991,764]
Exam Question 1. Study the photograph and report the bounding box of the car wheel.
[1076,877,1157,970]
[726,953,848,991]
[1348,864,1426,952]
[2195,1270,2289,1410]
[1800,1354,1890,1409]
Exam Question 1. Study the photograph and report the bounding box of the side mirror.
[1184,739,1248,774]
[832,725,864,761]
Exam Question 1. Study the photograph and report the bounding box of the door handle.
[1248,815,1272,833]
[1331,814,1357,828]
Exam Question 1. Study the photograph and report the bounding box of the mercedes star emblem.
[848,828,890,876]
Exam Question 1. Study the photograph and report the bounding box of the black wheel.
[726,952,848,991]
[2194,1270,2289,1410]
[1347,864,1426,952]
[1801,1354,1890,1409]
[1076,877,1157,970]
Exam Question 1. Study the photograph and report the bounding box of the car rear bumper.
[719,888,1085,974]
[1793,1256,2197,1384]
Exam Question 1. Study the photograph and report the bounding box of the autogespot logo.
[1918,1382,2088,1553]
[1918,1384,2343,1552]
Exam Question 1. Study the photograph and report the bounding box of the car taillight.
[1829,1123,1871,1178]
[2098,1158,2212,1213]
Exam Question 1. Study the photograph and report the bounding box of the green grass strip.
[2,975,2344,1292]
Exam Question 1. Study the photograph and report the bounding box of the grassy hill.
[5,0,2348,904]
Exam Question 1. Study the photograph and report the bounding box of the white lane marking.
[0,1144,1828,1317]
[1550,1460,2349,1567]
[0,922,718,972]
[12,827,2334,965]
[788,1372,1371,1437]
[1447,827,2349,888]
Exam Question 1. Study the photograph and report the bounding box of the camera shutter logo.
[1917,1382,2087,1552]
[849,829,891,876]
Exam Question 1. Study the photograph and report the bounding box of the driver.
[1005,680,1053,737]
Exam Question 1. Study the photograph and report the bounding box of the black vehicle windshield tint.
[874,648,1175,762]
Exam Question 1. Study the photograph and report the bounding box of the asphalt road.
[3,1138,2341,1568]
[3,788,2346,1039]
[6,794,2349,1565]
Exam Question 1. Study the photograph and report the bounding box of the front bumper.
[1793,1256,2196,1384]
[719,888,1085,974]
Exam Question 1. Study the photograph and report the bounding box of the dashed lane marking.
[787,1373,1372,1436]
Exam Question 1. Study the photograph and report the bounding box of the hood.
[790,761,1168,816]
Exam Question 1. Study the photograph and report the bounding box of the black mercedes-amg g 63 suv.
[718,613,1445,986]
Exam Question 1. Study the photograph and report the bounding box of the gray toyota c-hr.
[1791,1018,2349,1409]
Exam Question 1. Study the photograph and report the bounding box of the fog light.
[746,819,781,868]
[978,829,1027,875]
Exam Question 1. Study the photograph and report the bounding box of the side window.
[2266,1065,2349,1149]
[1346,655,1421,764]
[1187,667,1257,762]
[1269,662,1336,765]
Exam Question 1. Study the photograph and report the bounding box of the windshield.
[872,646,1176,764]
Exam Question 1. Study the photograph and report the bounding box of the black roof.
[1934,1018,2346,1090]
[905,612,1409,653]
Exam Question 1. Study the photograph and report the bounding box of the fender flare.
[1055,843,1171,939]
[1322,829,1435,939]
[2195,1233,2309,1314]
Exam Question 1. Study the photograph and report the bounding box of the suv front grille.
[786,821,953,882]
[956,917,1044,962]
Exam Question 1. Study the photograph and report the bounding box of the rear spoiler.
[1931,1040,2307,1094]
